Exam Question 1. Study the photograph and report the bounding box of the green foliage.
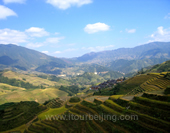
[142,93,170,102]
[43,98,64,108]
[58,85,85,96]
[133,96,170,111]
[69,97,81,103]
[164,86,170,95]
[164,73,170,80]
[0,74,39,89]
[0,101,47,131]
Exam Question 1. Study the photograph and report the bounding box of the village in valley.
[90,78,125,90]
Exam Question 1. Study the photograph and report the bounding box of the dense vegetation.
[0,73,40,89]
[23,91,170,133]
[0,101,47,131]
[69,96,81,103]
[164,86,170,95]
[142,60,170,74]
[43,98,64,108]
[58,85,86,96]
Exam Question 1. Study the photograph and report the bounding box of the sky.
[0,0,170,58]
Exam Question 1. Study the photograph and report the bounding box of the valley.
[1,0,169,132]
[0,60,169,132]
[0,44,170,133]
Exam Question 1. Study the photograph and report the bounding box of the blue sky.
[0,0,170,58]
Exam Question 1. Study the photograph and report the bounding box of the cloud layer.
[84,22,110,34]
[25,27,49,37]
[149,26,170,42]
[46,0,92,10]
[0,27,64,48]
[0,5,17,19]
[0,28,27,44]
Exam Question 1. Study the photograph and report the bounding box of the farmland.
[18,90,169,133]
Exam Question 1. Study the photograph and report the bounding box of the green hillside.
[0,101,47,132]
[144,60,170,73]
[17,92,170,133]
[0,70,169,132]
[107,58,169,74]
[0,44,69,74]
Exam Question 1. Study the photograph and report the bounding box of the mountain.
[70,42,170,74]
[142,60,170,73]
[107,58,169,73]
[74,42,170,63]
[0,44,68,74]
[1,42,170,75]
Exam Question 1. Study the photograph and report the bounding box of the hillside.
[94,70,170,96]
[68,42,170,74]
[143,60,170,73]
[107,58,168,74]
[2,91,169,132]
[0,44,69,74]
[0,65,169,132]
[0,70,70,105]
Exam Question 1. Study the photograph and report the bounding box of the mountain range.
[75,42,170,63]
[0,42,170,75]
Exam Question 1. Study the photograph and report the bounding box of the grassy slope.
[2,71,69,87]
[27,92,169,133]
[0,87,68,105]
[0,83,26,95]
[144,60,170,73]
[38,106,67,120]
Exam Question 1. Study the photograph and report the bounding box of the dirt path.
[122,93,143,101]
[121,96,134,101]
[26,116,37,127]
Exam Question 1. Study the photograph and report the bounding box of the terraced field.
[2,71,69,87]
[0,87,68,105]
[126,73,170,96]
[0,101,47,132]
[20,92,170,133]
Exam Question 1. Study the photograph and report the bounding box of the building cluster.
[89,78,124,90]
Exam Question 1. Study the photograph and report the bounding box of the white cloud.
[26,37,64,48]
[54,48,77,54]
[148,26,170,42]
[42,51,49,54]
[0,28,27,44]
[126,28,136,33]
[25,27,49,37]
[46,0,92,10]
[82,45,114,52]
[55,51,62,54]
[84,22,110,34]
[0,5,17,19]
[26,42,44,48]
[3,0,26,4]
[164,13,170,19]
[45,37,64,44]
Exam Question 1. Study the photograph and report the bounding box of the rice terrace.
[0,0,170,132]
